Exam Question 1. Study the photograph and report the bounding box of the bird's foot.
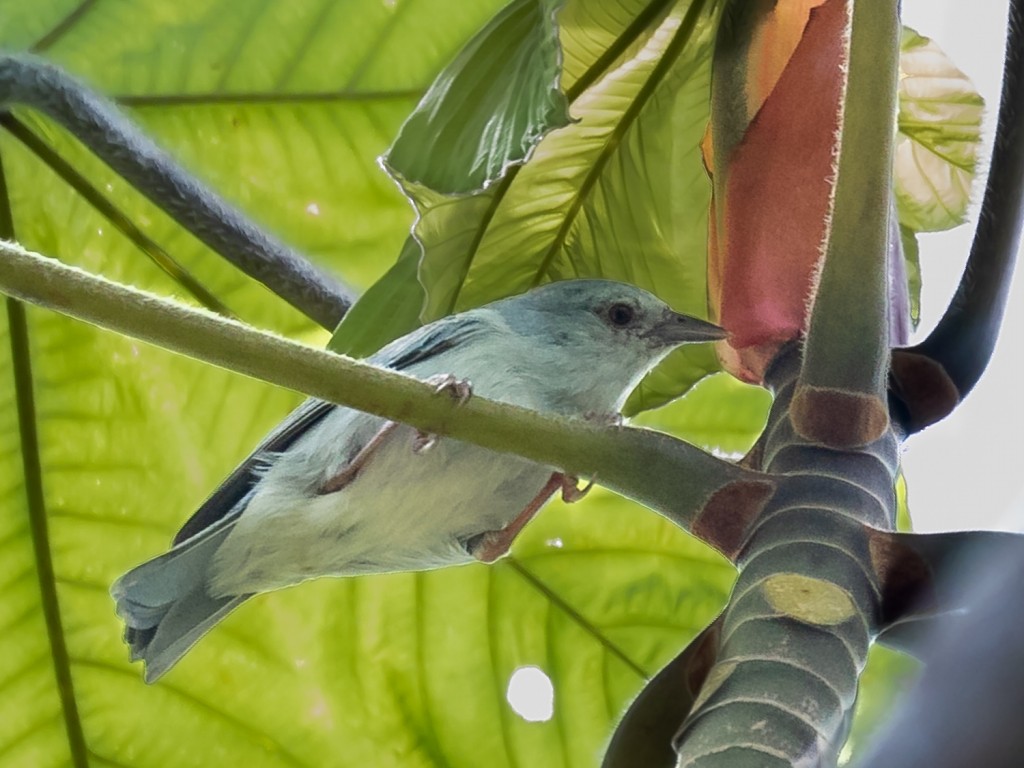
[582,410,624,428]
[427,373,473,404]
[413,374,473,454]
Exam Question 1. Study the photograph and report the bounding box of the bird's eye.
[607,303,635,327]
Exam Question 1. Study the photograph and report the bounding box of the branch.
[891,0,1024,434]
[0,53,352,329]
[0,240,763,543]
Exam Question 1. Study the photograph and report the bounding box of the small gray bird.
[112,279,725,681]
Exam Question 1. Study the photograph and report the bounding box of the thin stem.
[907,0,1024,402]
[0,241,757,536]
[0,150,89,768]
[0,53,352,329]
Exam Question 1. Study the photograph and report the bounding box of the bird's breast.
[210,427,552,594]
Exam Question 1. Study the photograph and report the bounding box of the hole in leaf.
[506,666,554,722]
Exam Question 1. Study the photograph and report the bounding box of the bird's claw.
[412,432,438,454]
[583,410,624,428]
[427,373,473,405]
[560,474,593,504]
[413,375,473,453]
[466,472,593,563]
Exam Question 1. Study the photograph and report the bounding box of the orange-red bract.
[705,0,849,382]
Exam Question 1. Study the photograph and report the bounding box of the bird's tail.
[111,518,248,683]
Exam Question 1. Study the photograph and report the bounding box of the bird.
[111,279,726,682]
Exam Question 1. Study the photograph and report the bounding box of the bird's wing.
[172,398,335,544]
[371,312,489,371]
[171,312,493,544]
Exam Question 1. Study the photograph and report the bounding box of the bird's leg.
[319,374,473,492]
[412,374,473,454]
[319,421,402,494]
[470,472,592,563]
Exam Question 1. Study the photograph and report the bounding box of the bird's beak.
[644,310,729,345]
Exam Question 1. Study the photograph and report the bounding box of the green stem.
[0,240,757,536]
[794,0,900,447]
[800,0,898,393]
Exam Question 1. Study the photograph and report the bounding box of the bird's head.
[491,280,727,410]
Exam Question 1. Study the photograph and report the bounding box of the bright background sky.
[897,1,1023,533]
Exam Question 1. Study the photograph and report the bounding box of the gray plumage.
[111,279,725,682]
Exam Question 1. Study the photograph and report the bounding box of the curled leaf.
[706,0,849,381]
[383,0,570,196]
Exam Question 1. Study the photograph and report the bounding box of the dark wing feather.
[172,311,489,545]
[374,314,488,371]
[172,399,334,544]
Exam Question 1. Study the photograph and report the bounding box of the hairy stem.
[793,0,900,449]
[0,240,759,538]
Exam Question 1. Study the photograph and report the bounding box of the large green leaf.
[5,0,512,335]
[0,2,746,767]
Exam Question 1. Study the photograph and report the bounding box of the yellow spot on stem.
[762,573,855,625]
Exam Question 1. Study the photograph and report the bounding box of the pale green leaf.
[895,27,984,233]
[0,0,76,49]
[384,0,571,195]
[557,0,674,89]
